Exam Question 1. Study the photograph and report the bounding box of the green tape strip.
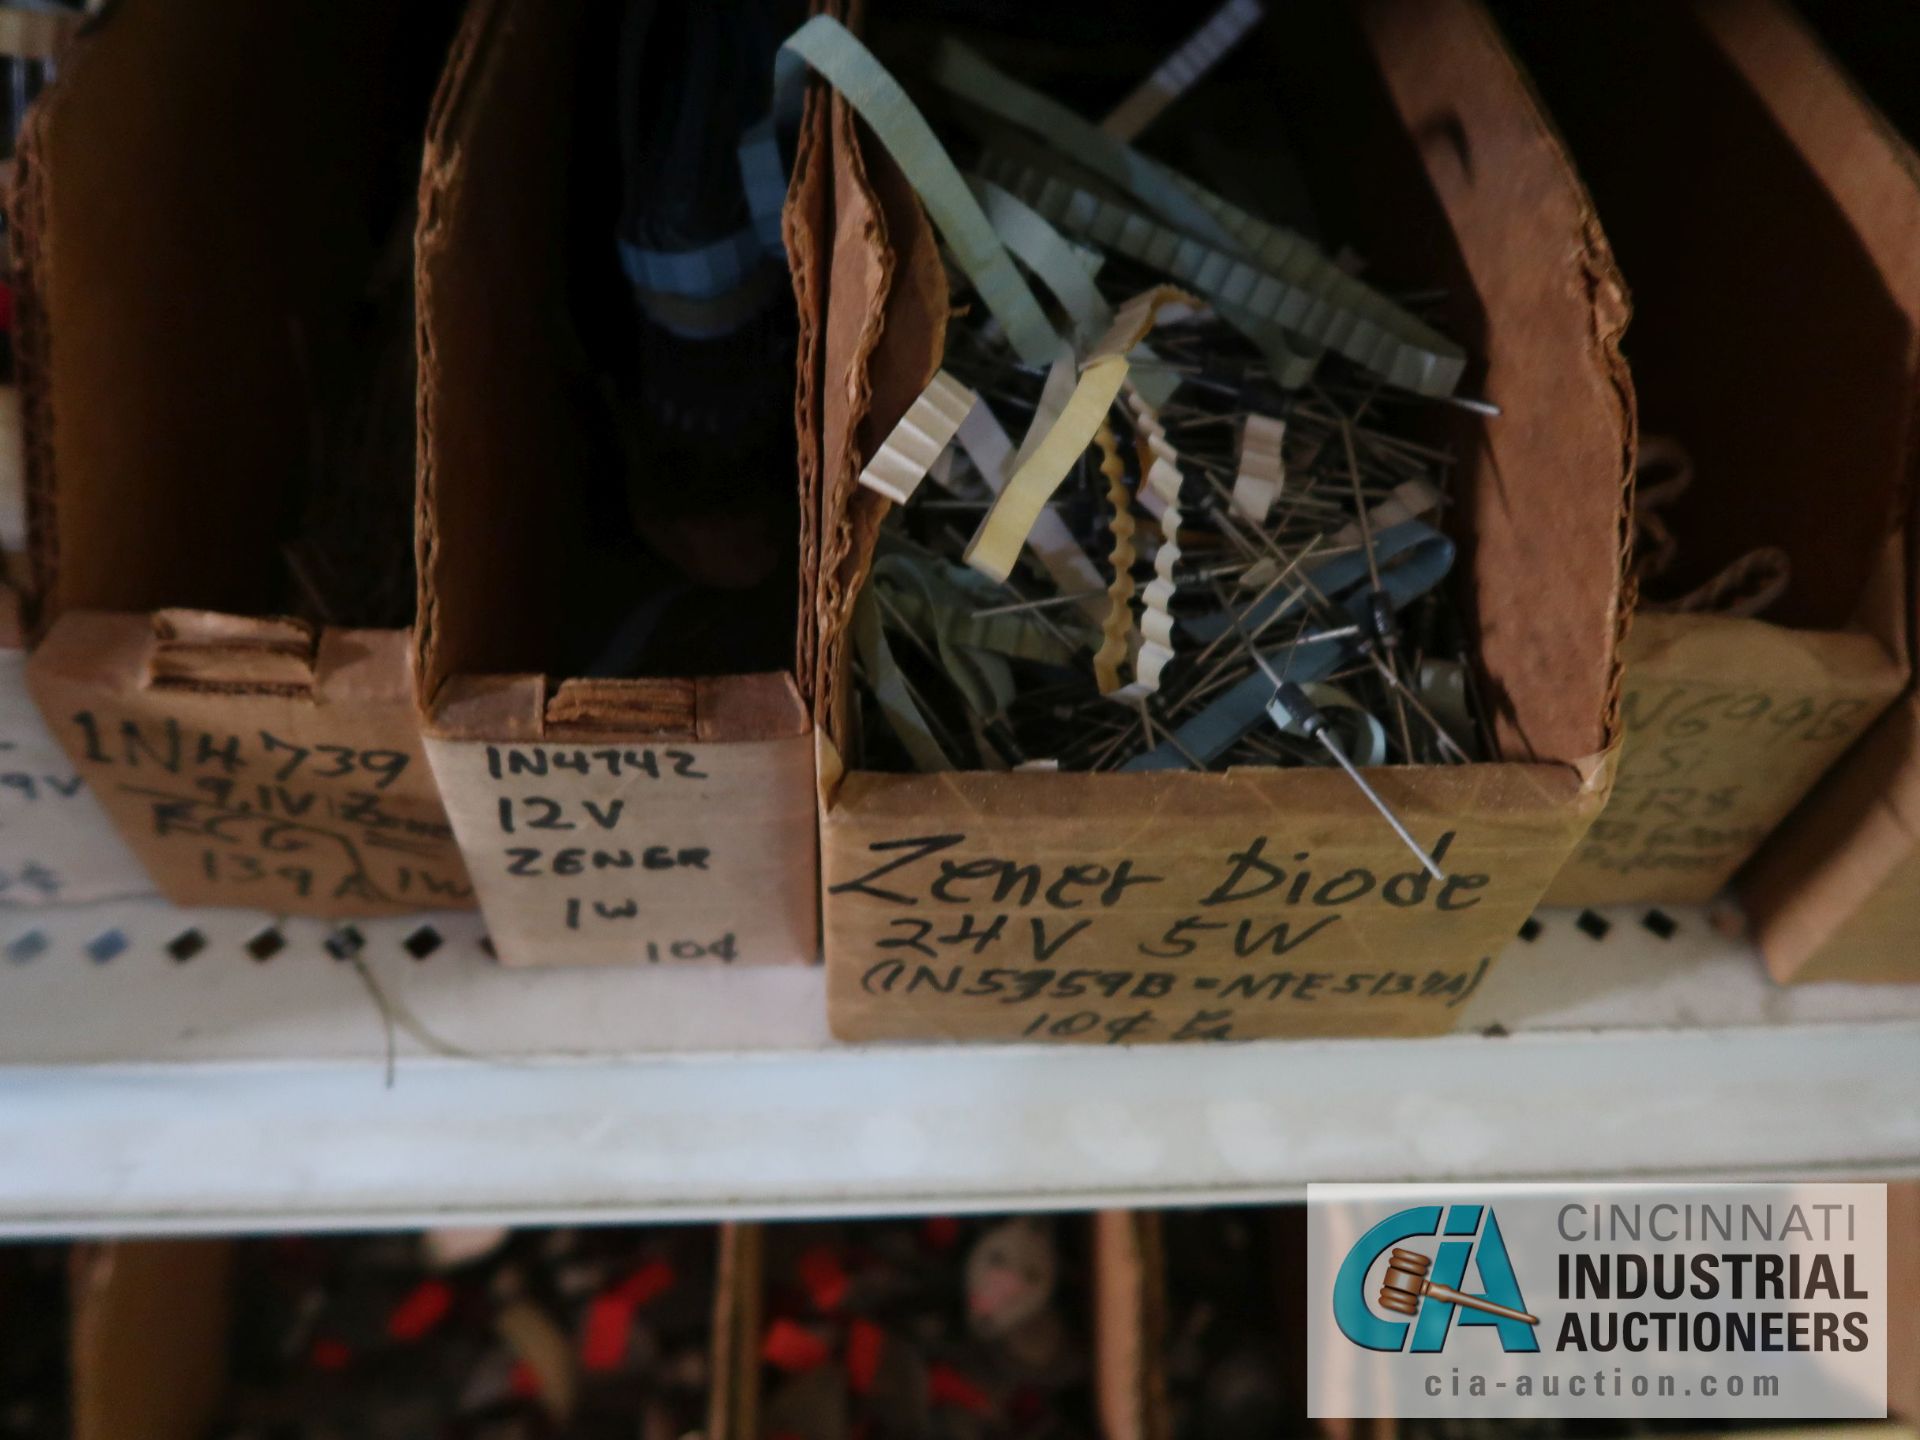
[979,148,1462,395]
[931,38,1241,253]
[776,17,1061,367]
[969,176,1180,409]
[857,541,1094,771]
[1172,175,1466,395]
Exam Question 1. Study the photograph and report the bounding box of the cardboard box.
[717,1213,1156,1440]
[1132,1206,1308,1440]
[68,1231,732,1440]
[412,0,817,967]
[71,1241,234,1440]
[1731,4,1920,983]
[815,0,1633,1043]
[1511,0,1916,910]
[0,379,148,907]
[0,587,148,907]
[12,0,472,917]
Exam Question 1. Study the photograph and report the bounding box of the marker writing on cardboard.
[455,743,759,956]
[483,745,709,782]
[68,709,469,906]
[833,828,1497,1040]
[1574,682,1879,880]
[857,957,1491,1042]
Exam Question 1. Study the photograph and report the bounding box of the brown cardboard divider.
[815,0,1632,1044]
[10,0,470,916]
[71,1240,234,1440]
[412,0,820,967]
[1731,8,1920,984]
[1096,1209,1170,1440]
[718,1212,1151,1440]
[1500,0,1918,909]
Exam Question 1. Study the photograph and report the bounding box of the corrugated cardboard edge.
[70,1239,233,1440]
[1356,0,1636,776]
[1725,0,1920,981]
[711,1221,765,1440]
[789,0,842,711]
[4,4,81,638]
[1095,1209,1170,1440]
[428,669,810,744]
[413,0,507,709]
[810,0,947,738]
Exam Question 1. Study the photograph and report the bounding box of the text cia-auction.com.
[1308,1184,1887,1421]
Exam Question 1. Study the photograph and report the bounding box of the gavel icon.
[1378,1248,1539,1325]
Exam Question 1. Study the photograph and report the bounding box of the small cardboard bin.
[0,6,142,906]
[14,0,472,917]
[67,1231,730,1440]
[1509,0,1917,910]
[413,0,818,967]
[815,0,1634,1043]
[717,1213,1160,1440]
[1733,2,1920,985]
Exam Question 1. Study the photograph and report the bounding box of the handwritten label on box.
[425,733,817,966]
[0,648,149,906]
[823,763,1594,1043]
[1548,616,1907,907]
[30,619,471,916]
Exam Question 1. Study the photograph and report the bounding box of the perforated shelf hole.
[1575,910,1611,941]
[403,925,443,960]
[245,929,287,962]
[166,929,207,962]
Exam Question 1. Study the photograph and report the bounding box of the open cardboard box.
[412,0,817,968]
[0,331,145,904]
[67,1230,735,1440]
[70,1240,234,1440]
[12,0,473,917]
[716,1212,1160,1440]
[1507,0,1917,912]
[0,9,173,910]
[0,581,148,907]
[813,0,1633,1043]
[1732,3,1920,984]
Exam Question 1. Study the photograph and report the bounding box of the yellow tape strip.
[961,356,1128,584]
[1091,422,1137,694]
[963,287,1196,585]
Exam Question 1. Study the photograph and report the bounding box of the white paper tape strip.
[856,370,979,505]
[1101,0,1265,142]
[1232,414,1285,526]
[1105,388,1190,701]
[1328,477,1442,548]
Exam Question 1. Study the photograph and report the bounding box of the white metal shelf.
[0,897,1915,1236]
